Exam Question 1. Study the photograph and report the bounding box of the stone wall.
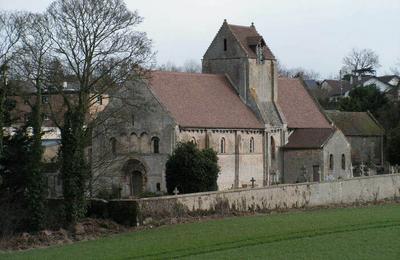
[134,174,400,221]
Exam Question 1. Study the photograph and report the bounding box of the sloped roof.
[304,80,319,89]
[228,24,275,60]
[148,71,263,129]
[325,111,384,136]
[378,75,399,85]
[284,128,335,149]
[277,77,332,129]
[322,80,354,96]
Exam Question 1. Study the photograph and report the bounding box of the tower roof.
[227,23,275,60]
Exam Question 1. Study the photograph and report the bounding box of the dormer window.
[224,39,227,51]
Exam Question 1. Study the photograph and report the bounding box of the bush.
[166,142,220,194]
[108,201,138,226]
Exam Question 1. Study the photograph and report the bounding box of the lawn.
[2,204,400,259]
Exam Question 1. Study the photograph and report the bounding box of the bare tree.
[276,60,320,80]
[9,13,53,230]
[0,11,25,154]
[45,0,153,223]
[391,59,400,76]
[158,59,201,73]
[158,61,181,72]
[342,48,380,76]
[182,59,201,73]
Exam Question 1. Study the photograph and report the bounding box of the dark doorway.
[313,165,320,182]
[122,159,146,198]
[130,171,143,196]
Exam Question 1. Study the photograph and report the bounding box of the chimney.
[350,75,353,85]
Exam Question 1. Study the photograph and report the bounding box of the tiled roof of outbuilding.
[148,71,264,129]
[228,24,275,60]
[284,128,335,149]
[325,111,384,136]
[277,77,332,129]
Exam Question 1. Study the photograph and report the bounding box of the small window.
[156,183,161,192]
[42,95,49,104]
[250,137,255,153]
[110,138,117,155]
[131,115,135,126]
[224,38,227,51]
[152,137,160,154]
[43,114,50,121]
[329,154,334,170]
[220,137,226,154]
[341,154,346,170]
[96,95,103,105]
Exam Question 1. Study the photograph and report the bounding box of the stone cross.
[250,177,256,188]
[173,187,179,196]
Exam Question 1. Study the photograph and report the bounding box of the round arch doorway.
[130,171,144,197]
[122,159,147,197]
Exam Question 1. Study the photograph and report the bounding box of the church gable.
[203,20,248,60]
[203,20,275,61]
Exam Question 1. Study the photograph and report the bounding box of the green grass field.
[2,204,400,259]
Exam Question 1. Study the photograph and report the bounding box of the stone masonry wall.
[134,174,400,221]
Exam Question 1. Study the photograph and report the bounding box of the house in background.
[325,110,385,175]
[356,75,400,101]
[319,80,354,102]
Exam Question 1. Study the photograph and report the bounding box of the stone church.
[91,20,352,198]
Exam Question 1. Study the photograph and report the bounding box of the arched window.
[130,132,138,152]
[152,137,160,154]
[220,137,226,154]
[110,137,117,155]
[329,154,334,170]
[341,154,346,170]
[271,136,276,160]
[250,137,255,153]
[191,137,197,146]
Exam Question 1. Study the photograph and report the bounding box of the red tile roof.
[284,128,335,149]
[228,24,275,60]
[278,77,332,129]
[148,71,264,129]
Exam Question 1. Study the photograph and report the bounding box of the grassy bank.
[2,204,400,259]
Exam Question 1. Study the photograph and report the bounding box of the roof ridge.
[227,23,252,29]
[152,71,224,77]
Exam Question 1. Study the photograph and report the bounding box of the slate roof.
[377,75,399,85]
[277,77,332,129]
[325,111,384,136]
[322,80,354,96]
[304,79,319,89]
[284,128,335,149]
[148,71,264,129]
[228,24,275,60]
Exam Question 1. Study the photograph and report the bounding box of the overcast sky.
[1,0,399,78]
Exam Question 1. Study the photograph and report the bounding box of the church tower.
[203,20,287,184]
[202,20,284,128]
